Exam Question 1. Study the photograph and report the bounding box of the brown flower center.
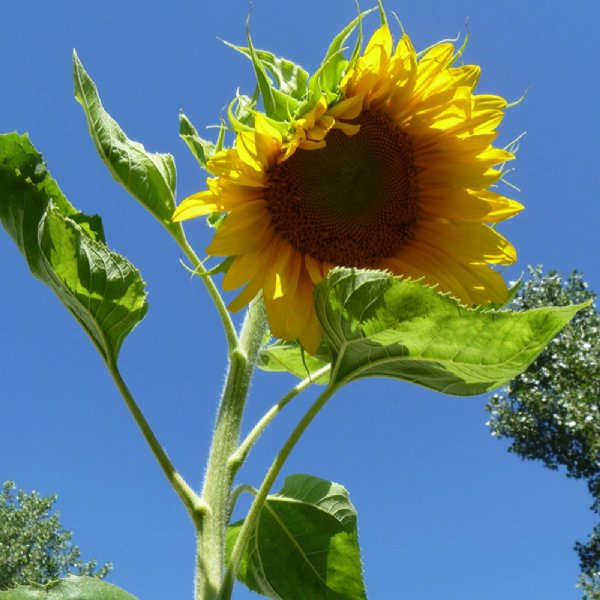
[264,109,419,267]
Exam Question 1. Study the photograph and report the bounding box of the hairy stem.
[195,300,267,600]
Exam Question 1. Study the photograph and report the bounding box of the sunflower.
[173,24,523,353]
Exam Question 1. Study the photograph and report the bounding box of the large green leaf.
[315,268,588,395]
[227,475,366,600]
[0,133,147,364]
[73,52,180,234]
[0,576,138,600]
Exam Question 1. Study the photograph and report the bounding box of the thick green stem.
[218,382,339,600]
[107,360,205,526]
[195,301,267,600]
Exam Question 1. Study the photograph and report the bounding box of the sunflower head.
[173,11,523,354]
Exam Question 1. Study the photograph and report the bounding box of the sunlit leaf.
[0,133,147,364]
[315,268,588,395]
[73,51,179,234]
[227,475,366,600]
[0,575,138,600]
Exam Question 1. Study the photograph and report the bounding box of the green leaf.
[178,111,217,169]
[0,132,148,364]
[0,575,138,600]
[227,475,366,600]
[73,51,179,234]
[315,268,589,395]
[258,341,330,384]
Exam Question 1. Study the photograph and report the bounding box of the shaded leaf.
[73,51,179,234]
[258,342,330,384]
[225,522,264,597]
[315,268,588,395]
[0,133,147,364]
[0,575,137,600]
[227,475,366,600]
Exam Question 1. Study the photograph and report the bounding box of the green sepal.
[205,255,235,276]
[315,268,589,395]
[241,19,301,123]
[206,211,226,229]
[258,341,331,384]
[416,31,463,60]
[223,40,308,101]
[308,8,373,105]
[0,133,148,365]
[179,111,217,169]
[375,0,388,26]
[73,51,180,235]
[227,91,259,133]
[226,475,366,600]
[450,28,470,66]
[0,575,138,600]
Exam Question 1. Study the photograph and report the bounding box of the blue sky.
[2,1,599,599]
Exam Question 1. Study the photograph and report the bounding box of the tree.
[486,266,600,598]
[0,481,111,590]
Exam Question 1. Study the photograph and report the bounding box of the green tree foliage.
[0,482,111,590]
[486,266,600,597]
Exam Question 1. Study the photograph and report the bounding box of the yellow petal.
[298,309,322,355]
[172,191,222,222]
[332,121,361,136]
[263,239,294,301]
[418,220,517,265]
[305,254,325,284]
[228,276,264,313]
[363,25,393,72]
[419,187,524,222]
[254,113,282,144]
[384,250,471,304]
[415,43,455,92]
[235,132,262,172]
[208,202,273,255]
[328,95,364,120]
[298,139,327,151]
[223,246,271,291]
